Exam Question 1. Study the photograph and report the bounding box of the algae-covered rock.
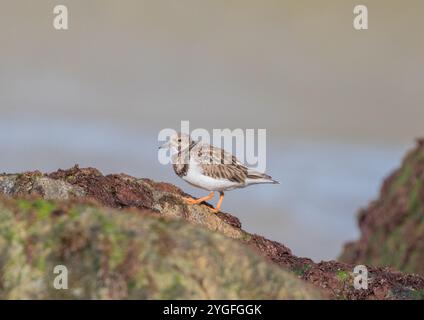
[0,167,244,240]
[1,165,424,299]
[0,197,321,299]
[340,139,424,275]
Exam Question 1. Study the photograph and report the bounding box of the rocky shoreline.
[1,138,423,299]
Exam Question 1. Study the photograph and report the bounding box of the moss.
[0,197,322,299]
[379,227,407,269]
[107,229,131,270]
[336,270,350,282]
[16,199,32,213]
[293,264,311,277]
[240,231,252,241]
[390,163,412,195]
[408,179,422,213]
[33,199,56,219]
[410,289,424,299]
[16,199,57,219]
[36,255,46,272]
[160,274,186,299]
[68,208,80,220]
[65,175,75,182]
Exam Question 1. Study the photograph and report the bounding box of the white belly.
[183,162,241,191]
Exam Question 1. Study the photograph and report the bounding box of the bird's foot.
[183,197,201,205]
[183,196,220,213]
[182,192,215,206]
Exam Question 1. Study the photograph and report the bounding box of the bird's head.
[159,132,192,154]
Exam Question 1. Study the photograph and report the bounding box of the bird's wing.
[191,143,248,183]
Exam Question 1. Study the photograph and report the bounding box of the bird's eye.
[177,138,181,142]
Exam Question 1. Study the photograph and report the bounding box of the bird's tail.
[245,170,279,185]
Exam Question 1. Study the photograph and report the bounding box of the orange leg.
[212,192,224,213]
[183,191,215,205]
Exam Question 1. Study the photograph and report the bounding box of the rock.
[0,171,85,199]
[0,196,320,299]
[1,165,424,299]
[340,138,424,276]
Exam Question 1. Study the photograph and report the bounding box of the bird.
[159,132,279,213]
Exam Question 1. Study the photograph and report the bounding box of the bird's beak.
[158,141,170,150]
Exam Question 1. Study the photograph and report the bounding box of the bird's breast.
[182,162,241,191]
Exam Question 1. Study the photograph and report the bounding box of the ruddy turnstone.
[159,132,279,213]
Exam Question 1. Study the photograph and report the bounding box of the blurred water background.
[1,0,423,260]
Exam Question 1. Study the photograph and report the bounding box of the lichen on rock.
[340,138,424,276]
[1,159,424,299]
[0,197,320,299]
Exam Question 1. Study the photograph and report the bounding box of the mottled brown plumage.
[160,132,278,213]
[191,142,248,183]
